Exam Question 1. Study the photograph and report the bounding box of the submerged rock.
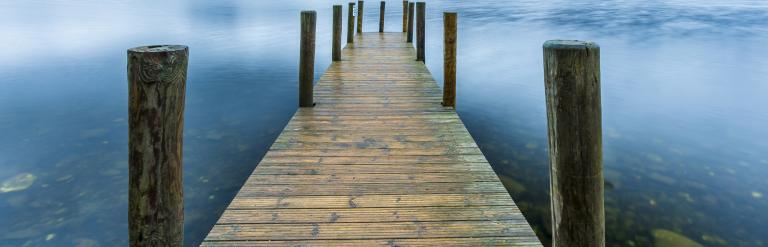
[652,229,703,247]
[1,173,37,193]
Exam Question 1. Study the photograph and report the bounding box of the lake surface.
[1,0,766,246]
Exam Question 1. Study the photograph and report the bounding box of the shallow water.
[1,0,766,246]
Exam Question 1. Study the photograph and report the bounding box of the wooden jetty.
[199,32,541,246]
[128,2,604,246]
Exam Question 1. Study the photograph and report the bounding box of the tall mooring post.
[300,11,317,107]
[379,1,385,32]
[332,5,342,61]
[347,2,355,43]
[402,1,408,32]
[357,1,364,33]
[127,45,188,247]
[406,2,414,43]
[442,12,457,107]
[416,2,425,61]
[543,40,605,247]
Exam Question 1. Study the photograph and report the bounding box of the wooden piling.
[357,1,364,33]
[300,11,316,107]
[416,2,425,61]
[406,2,414,43]
[347,2,355,43]
[379,1,385,32]
[543,40,604,247]
[333,5,342,61]
[127,45,188,247]
[402,1,408,32]
[442,12,457,107]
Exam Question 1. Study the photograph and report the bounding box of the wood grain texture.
[201,33,540,246]
[347,2,355,44]
[443,12,457,107]
[407,3,415,43]
[402,1,408,32]
[299,11,316,107]
[333,5,342,61]
[543,40,604,247]
[357,1,364,33]
[127,45,187,247]
[416,2,426,62]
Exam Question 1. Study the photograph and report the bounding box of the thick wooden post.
[379,1,385,32]
[300,11,316,107]
[347,2,355,43]
[357,1,364,33]
[402,1,408,32]
[442,12,457,107]
[332,5,342,61]
[416,2,425,61]
[127,45,187,247]
[406,2,414,43]
[543,40,604,247]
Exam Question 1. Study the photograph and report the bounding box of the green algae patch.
[652,229,703,247]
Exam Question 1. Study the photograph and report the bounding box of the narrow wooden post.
[402,1,408,32]
[406,2,414,43]
[379,1,385,32]
[127,45,188,247]
[332,5,342,61]
[543,40,604,247]
[442,12,457,107]
[300,11,317,107]
[357,0,364,33]
[416,2,425,61]
[347,2,355,43]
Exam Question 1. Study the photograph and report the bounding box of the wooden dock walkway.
[200,32,541,246]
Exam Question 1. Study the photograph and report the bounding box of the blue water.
[0,0,766,246]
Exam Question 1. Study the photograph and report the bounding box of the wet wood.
[333,5,342,61]
[201,33,540,246]
[407,2,414,42]
[347,2,355,43]
[357,1,364,33]
[127,45,187,247]
[299,11,316,107]
[543,40,604,247]
[416,2,426,62]
[379,1,385,32]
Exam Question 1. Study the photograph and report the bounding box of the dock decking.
[201,32,541,246]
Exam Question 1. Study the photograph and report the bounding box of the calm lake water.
[1,0,766,246]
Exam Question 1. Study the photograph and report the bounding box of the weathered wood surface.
[357,1,364,33]
[402,1,408,32]
[333,5,342,61]
[201,33,540,246]
[407,2,415,43]
[442,12,457,107]
[543,40,604,247]
[416,2,426,62]
[299,11,316,107]
[347,2,355,43]
[127,45,187,247]
[379,1,385,32]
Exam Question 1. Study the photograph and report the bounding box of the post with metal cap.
[416,2,425,61]
[402,1,408,32]
[332,5,342,61]
[347,2,355,43]
[543,40,604,247]
[357,1,364,33]
[406,2,414,42]
[379,1,385,32]
[127,44,188,247]
[442,12,457,107]
[300,11,316,107]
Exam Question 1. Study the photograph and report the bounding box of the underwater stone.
[1,173,37,193]
[652,229,703,247]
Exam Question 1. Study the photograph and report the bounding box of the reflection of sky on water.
[0,0,766,246]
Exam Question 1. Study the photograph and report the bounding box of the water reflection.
[1,0,766,246]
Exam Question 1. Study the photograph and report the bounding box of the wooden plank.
[216,206,524,224]
[201,32,540,246]
[201,237,541,247]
